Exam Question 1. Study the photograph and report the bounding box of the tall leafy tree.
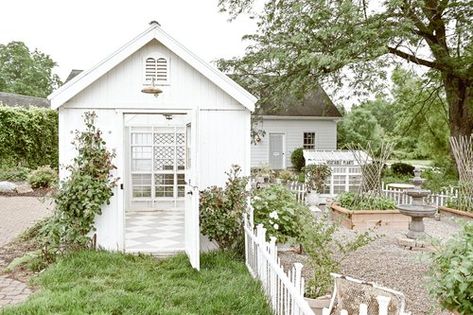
[218,0,473,142]
[0,41,61,98]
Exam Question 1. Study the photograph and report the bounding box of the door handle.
[187,191,193,195]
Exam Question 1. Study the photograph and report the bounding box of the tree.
[217,0,473,142]
[337,107,383,149]
[0,41,61,98]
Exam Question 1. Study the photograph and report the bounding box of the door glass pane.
[131,174,151,197]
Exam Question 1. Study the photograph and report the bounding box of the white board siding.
[251,118,337,168]
[59,107,251,250]
[58,108,125,251]
[199,110,251,188]
[64,41,241,110]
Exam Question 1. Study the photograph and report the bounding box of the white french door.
[129,126,186,210]
[184,109,200,270]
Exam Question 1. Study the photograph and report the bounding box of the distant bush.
[0,106,58,169]
[391,162,415,176]
[0,166,31,181]
[336,192,396,210]
[28,165,57,188]
[291,148,305,172]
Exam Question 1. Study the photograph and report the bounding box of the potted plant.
[299,213,372,314]
[304,164,331,206]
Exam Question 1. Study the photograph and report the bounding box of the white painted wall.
[58,39,251,250]
[251,118,337,168]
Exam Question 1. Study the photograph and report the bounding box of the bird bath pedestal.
[397,168,437,239]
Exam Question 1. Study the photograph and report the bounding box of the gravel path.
[0,197,52,247]
[279,215,465,315]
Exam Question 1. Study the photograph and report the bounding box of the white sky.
[0,0,257,81]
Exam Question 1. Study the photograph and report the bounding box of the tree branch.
[387,46,440,69]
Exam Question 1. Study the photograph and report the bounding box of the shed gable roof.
[48,22,257,111]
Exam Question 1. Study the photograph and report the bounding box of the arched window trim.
[143,55,170,85]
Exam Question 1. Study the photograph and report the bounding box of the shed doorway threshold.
[125,210,184,256]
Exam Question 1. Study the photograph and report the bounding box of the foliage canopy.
[0,41,61,97]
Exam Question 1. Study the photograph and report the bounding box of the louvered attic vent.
[144,57,169,84]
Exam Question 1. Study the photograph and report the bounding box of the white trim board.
[49,23,257,112]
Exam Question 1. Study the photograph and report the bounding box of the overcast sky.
[0,0,257,81]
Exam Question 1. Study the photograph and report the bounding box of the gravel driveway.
[0,197,52,247]
[279,215,464,315]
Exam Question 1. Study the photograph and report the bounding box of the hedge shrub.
[0,106,58,169]
[391,162,415,176]
[291,148,305,172]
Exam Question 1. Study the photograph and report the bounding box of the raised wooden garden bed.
[330,203,410,231]
[438,206,473,220]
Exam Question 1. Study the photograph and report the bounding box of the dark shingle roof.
[65,69,83,83]
[256,86,342,118]
[0,92,50,108]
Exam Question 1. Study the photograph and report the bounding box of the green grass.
[3,250,271,315]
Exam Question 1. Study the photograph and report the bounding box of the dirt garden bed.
[330,203,410,231]
[278,214,464,315]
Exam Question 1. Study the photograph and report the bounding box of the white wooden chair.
[324,273,411,315]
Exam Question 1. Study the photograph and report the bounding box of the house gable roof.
[0,92,50,108]
[256,86,341,118]
[48,22,257,111]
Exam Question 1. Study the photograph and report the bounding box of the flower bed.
[330,203,410,230]
[438,206,473,220]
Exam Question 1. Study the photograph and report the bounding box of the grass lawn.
[3,250,271,315]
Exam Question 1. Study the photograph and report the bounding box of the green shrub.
[0,106,58,169]
[252,185,307,243]
[422,167,458,193]
[391,162,415,176]
[0,166,31,181]
[336,192,396,210]
[291,148,305,172]
[429,222,473,314]
[28,165,57,188]
[278,170,294,182]
[200,165,249,254]
[304,164,331,192]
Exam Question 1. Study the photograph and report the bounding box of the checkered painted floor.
[125,211,185,255]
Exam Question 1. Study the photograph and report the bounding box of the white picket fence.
[244,215,314,315]
[288,181,306,204]
[381,182,459,207]
[244,213,407,315]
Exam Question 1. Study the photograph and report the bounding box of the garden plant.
[200,165,249,255]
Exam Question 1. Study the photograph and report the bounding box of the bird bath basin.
[397,168,437,239]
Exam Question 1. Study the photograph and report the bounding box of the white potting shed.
[49,22,256,270]
[303,150,371,197]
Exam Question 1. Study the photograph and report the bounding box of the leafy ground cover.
[3,250,271,315]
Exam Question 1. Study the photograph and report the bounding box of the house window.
[144,56,169,84]
[303,132,315,149]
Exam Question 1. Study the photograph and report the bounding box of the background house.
[0,92,50,108]
[250,87,342,169]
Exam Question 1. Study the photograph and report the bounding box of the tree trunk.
[443,74,473,139]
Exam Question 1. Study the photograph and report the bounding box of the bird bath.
[397,168,437,239]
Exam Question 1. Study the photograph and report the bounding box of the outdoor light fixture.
[141,78,163,97]
[163,114,173,120]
